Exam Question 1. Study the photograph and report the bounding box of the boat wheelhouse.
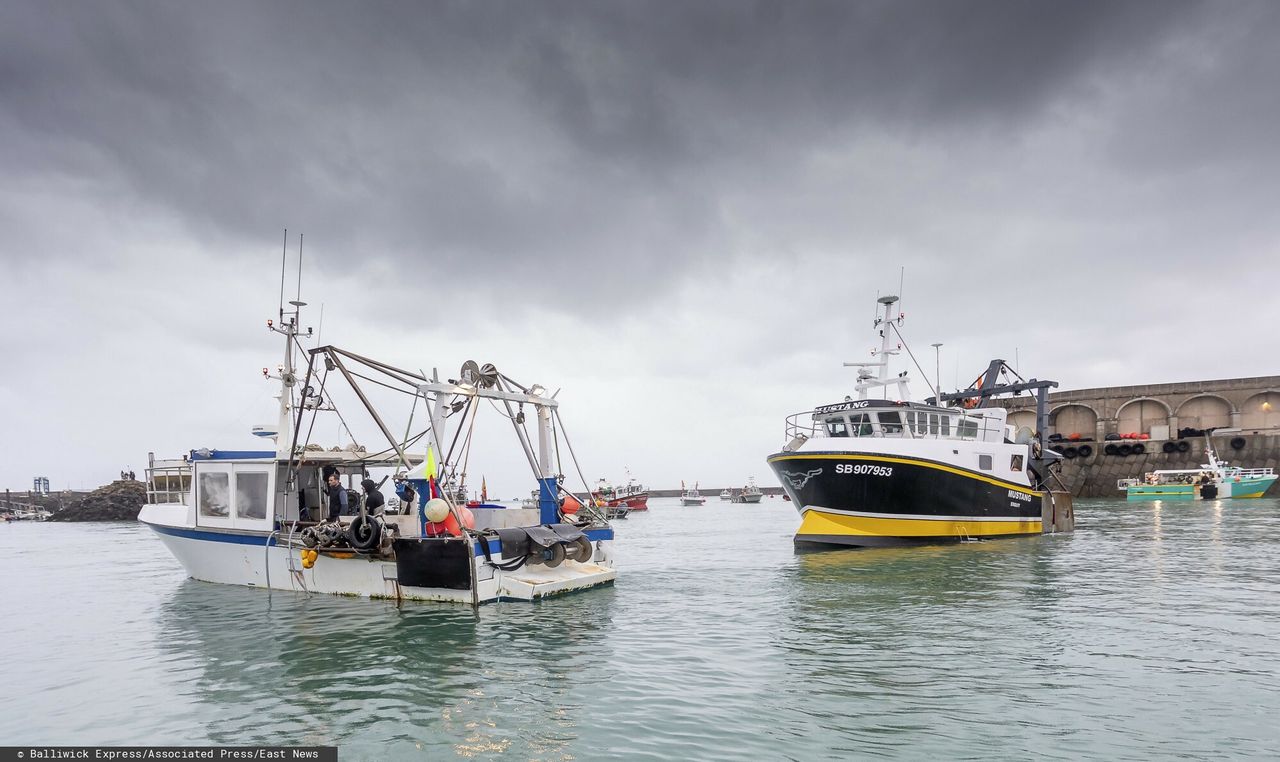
[767,294,1072,550]
[138,283,616,604]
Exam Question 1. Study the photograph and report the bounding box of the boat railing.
[1226,467,1276,478]
[783,409,1006,443]
[146,464,192,505]
[1117,478,1141,489]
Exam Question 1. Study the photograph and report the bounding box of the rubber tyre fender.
[1117,444,1133,456]
[1062,446,1078,459]
[1104,444,1118,456]
[346,514,382,551]
[1177,440,1191,453]
[1230,437,1247,450]
[1077,444,1093,458]
[1132,443,1146,455]
[1162,441,1177,454]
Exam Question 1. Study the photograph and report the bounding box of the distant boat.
[680,481,706,506]
[1118,437,1277,499]
[718,489,732,501]
[730,477,763,504]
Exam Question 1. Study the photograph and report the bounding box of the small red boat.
[592,471,649,511]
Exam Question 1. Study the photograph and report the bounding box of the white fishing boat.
[730,477,763,504]
[680,482,706,506]
[138,274,615,604]
[767,294,1073,549]
[718,489,732,501]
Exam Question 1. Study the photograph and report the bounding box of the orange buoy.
[458,506,475,530]
[562,494,583,515]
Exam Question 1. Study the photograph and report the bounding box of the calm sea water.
[3,497,1280,760]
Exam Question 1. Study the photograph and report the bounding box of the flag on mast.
[481,476,488,503]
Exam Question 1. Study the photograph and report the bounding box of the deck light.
[267,319,273,328]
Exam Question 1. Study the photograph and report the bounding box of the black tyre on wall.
[1230,436,1247,450]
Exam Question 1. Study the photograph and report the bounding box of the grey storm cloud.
[0,0,1213,287]
[3,0,1280,493]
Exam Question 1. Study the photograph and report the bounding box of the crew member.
[325,471,347,522]
[361,478,385,515]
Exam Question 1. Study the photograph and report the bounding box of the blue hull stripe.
[146,522,613,554]
[145,522,275,546]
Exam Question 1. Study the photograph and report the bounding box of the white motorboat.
[680,482,706,506]
[730,477,763,503]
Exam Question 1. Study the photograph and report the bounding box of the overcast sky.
[2,0,1278,495]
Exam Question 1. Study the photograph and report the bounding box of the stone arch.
[1008,410,1037,435]
[1240,390,1280,430]
[1176,394,1233,430]
[1116,397,1172,437]
[1048,403,1098,439]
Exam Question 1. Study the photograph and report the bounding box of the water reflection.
[156,579,616,758]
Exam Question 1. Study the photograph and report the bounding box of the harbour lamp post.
[931,343,943,399]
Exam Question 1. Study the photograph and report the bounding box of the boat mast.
[844,295,910,400]
[267,233,310,459]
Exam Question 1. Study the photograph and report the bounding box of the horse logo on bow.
[781,468,823,489]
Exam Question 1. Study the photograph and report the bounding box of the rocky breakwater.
[49,479,146,521]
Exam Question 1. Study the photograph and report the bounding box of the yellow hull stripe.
[770,452,1043,495]
[798,508,1043,538]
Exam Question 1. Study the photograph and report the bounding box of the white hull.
[144,519,615,604]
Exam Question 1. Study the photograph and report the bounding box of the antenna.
[314,303,325,347]
[295,233,304,303]
[898,266,904,307]
[278,228,288,318]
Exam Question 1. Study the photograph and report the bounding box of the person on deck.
[361,478,385,515]
[325,471,348,522]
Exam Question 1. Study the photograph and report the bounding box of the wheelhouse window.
[199,472,230,517]
[1011,454,1024,471]
[878,411,904,435]
[978,454,993,471]
[850,413,873,437]
[826,418,849,437]
[957,419,978,440]
[235,472,269,519]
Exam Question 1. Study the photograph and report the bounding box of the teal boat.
[1118,440,1276,500]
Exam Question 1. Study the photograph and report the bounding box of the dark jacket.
[361,479,385,514]
[326,480,348,520]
